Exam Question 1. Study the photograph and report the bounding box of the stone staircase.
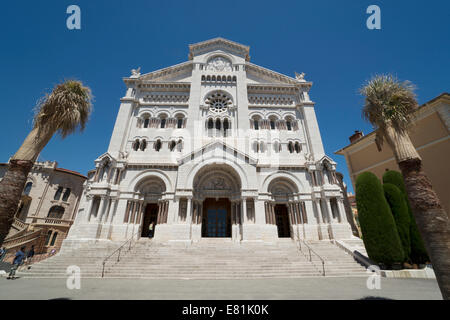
[18,238,367,279]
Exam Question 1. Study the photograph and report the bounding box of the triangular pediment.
[178,141,257,166]
[189,37,250,61]
[246,63,311,86]
[135,61,194,83]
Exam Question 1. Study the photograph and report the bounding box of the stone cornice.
[188,37,250,61]
[245,63,313,88]
[123,61,193,84]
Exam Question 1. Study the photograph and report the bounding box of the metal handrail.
[297,239,326,276]
[101,229,140,278]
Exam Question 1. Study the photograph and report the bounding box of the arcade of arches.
[110,165,348,241]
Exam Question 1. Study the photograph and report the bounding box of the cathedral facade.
[65,38,353,247]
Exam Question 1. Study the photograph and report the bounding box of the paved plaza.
[0,276,442,300]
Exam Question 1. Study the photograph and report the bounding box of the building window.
[154,140,162,152]
[177,139,183,152]
[288,142,294,153]
[223,119,229,137]
[133,139,140,151]
[273,141,281,153]
[45,230,52,246]
[62,188,71,202]
[215,119,221,131]
[259,142,265,153]
[294,142,301,153]
[54,187,63,201]
[143,117,150,128]
[24,182,32,195]
[48,205,65,219]
[140,139,147,151]
[169,140,176,151]
[177,117,184,129]
[50,232,58,246]
[160,118,166,129]
[286,120,292,131]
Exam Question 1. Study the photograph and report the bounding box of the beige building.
[336,93,450,215]
[0,161,86,259]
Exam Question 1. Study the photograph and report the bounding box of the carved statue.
[206,57,232,72]
[131,67,141,77]
[295,72,305,81]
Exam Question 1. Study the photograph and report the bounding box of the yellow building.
[336,93,450,215]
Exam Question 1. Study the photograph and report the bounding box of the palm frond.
[360,74,418,133]
[33,80,93,138]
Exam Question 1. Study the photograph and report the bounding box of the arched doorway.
[201,198,231,237]
[267,177,299,239]
[135,176,167,238]
[192,164,241,239]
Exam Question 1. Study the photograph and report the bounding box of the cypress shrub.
[383,183,411,260]
[382,170,429,264]
[355,172,404,265]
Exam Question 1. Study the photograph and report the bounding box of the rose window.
[205,92,232,113]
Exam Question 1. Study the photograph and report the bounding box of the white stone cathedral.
[64,38,353,248]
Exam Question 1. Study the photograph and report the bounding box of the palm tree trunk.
[0,160,34,246]
[398,158,450,300]
[0,127,53,247]
[383,124,450,299]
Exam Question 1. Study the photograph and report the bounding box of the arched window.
[288,142,294,153]
[48,205,65,219]
[133,139,140,151]
[169,140,176,151]
[50,232,58,246]
[232,76,237,82]
[259,142,265,153]
[62,188,71,202]
[273,141,281,153]
[201,75,205,81]
[207,118,214,129]
[141,139,147,151]
[160,117,167,129]
[253,141,259,153]
[286,120,292,131]
[206,75,211,81]
[212,75,216,81]
[269,117,277,130]
[176,115,185,129]
[24,182,32,195]
[223,119,229,137]
[154,140,162,152]
[143,117,150,128]
[177,139,183,152]
[227,76,231,82]
[54,187,63,200]
[294,142,301,153]
[215,119,221,131]
[45,230,52,246]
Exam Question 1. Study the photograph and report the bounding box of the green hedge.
[355,172,405,265]
[383,183,411,260]
[382,170,429,264]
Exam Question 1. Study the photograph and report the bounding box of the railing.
[31,217,73,227]
[101,230,141,278]
[3,230,42,249]
[12,218,27,230]
[297,239,326,276]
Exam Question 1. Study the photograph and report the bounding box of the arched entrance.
[267,177,299,239]
[134,176,167,238]
[192,164,241,239]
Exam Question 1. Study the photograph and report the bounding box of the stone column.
[314,200,323,224]
[96,196,108,222]
[337,198,347,223]
[186,198,192,224]
[84,196,94,222]
[242,198,247,224]
[326,199,337,223]
[108,198,117,223]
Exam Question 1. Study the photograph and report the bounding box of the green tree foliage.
[382,170,429,264]
[383,183,411,260]
[355,172,405,265]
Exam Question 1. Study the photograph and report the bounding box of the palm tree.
[0,80,93,246]
[360,74,450,299]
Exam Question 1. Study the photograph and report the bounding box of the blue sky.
[0,0,448,192]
